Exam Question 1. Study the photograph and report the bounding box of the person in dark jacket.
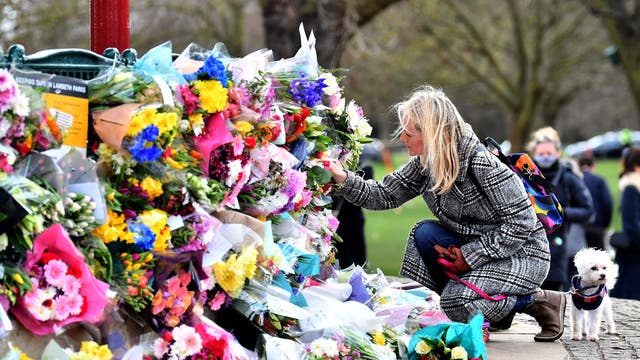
[611,147,640,300]
[330,86,566,342]
[527,127,594,291]
[333,155,374,268]
[578,157,613,250]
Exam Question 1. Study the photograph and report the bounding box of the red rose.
[40,252,61,265]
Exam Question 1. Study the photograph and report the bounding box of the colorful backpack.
[469,137,564,234]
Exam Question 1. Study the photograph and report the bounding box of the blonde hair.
[394,85,465,195]
[526,126,562,154]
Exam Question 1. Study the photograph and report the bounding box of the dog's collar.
[570,275,607,311]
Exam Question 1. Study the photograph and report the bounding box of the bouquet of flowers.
[151,267,196,328]
[305,327,396,360]
[238,161,308,219]
[88,67,163,107]
[151,317,246,360]
[406,314,487,360]
[10,224,110,335]
[0,69,62,161]
[109,246,155,313]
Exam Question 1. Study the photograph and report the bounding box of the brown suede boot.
[522,290,566,342]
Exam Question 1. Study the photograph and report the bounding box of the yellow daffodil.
[140,177,163,200]
[213,254,244,296]
[189,113,204,130]
[371,332,386,345]
[70,341,113,360]
[237,246,258,278]
[234,120,253,135]
[194,80,228,113]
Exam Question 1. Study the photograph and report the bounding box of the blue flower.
[129,222,156,251]
[288,74,327,107]
[184,55,229,87]
[129,124,163,162]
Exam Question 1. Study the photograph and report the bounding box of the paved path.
[489,296,640,360]
[561,297,640,360]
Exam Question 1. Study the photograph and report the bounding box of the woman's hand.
[329,161,347,184]
[434,244,471,274]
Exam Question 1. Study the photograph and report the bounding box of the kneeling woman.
[329,85,565,342]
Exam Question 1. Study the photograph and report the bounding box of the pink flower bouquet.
[10,223,110,335]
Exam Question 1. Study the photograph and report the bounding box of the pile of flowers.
[0,27,485,360]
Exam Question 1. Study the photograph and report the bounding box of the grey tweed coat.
[334,124,550,323]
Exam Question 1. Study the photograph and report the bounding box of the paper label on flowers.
[12,70,89,155]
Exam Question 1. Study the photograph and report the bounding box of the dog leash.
[437,258,507,301]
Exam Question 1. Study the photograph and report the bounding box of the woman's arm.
[331,156,427,211]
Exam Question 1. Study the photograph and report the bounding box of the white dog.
[570,247,619,341]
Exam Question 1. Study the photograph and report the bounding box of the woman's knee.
[439,290,471,322]
[413,221,462,263]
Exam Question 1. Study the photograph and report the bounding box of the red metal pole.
[90,0,130,54]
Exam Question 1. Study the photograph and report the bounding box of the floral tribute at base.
[0,25,486,360]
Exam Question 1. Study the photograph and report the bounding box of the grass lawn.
[363,154,623,276]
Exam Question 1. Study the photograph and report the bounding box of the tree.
[581,0,640,122]
[412,0,607,151]
[260,0,404,68]
[129,0,251,55]
[0,0,90,52]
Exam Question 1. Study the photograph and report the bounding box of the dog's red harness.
[570,275,607,311]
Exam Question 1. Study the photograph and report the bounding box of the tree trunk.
[586,0,640,124]
[601,19,640,121]
[260,0,402,68]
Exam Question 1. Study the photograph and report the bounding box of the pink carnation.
[43,259,68,287]
[0,69,18,113]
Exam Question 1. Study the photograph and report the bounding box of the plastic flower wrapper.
[0,69,63,158]
[106,241,155,313]
[88,66,163,107]
[263,333,307,360]
[152,314,250,360]
[184,173,226,213]
[0,174,63,253]
[267,23,319,83]
[226,55,277,126]
[190,113,239,178]
[290,208,339,261]
[38,339,114,360]
[12,151,64,195]
[407,313,487,360]
[199,213,264,299]
[304,325,396,360]
[56,148,108,225]
[237,160,308,220]
[133,41,187,89]
[231,279,310,339]
[10,223,110,335]
[1,344,34,360]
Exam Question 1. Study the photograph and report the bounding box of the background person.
[527,127,594,292]
[577,157,613,250]
[330,85,566,342]
[610,147,640,300]
[332,146,376,269]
